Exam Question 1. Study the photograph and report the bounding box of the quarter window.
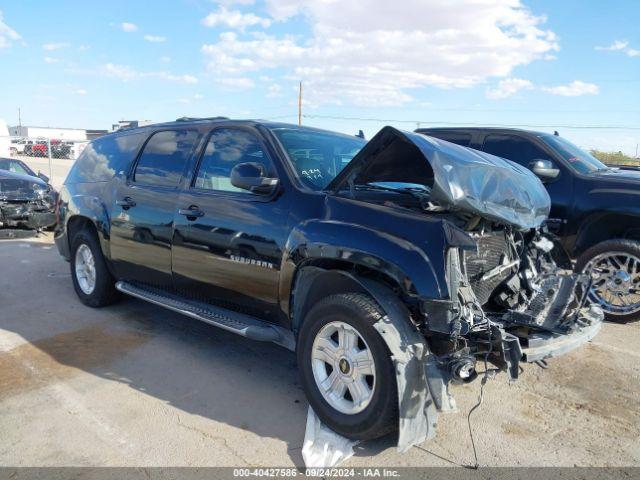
[134,130,199,187]
[482,134,552,167]
[194,129,273,193]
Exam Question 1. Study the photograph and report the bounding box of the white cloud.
[144,35,166,43]
[594,39,639,57]
[486,77,533,99]
[542,80,599,96]
[215,76,255,89]
[0,10,20,49]
[44,56,60,64]
[595,40,628,51]
[201,6,271,31]
[75,89,87,95]
[163,73,199,84]
[266,83,282,98]
[102,63,198,84]
[160,56,171,63]
[121,22,138,32]
[43,42,69,51]
[201,0,559,107]
[104,63,140,81]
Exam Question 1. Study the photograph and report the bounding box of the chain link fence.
[0,134,82,189]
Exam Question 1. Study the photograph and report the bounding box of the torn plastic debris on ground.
[302,284,455,468]
[302,407,359,468]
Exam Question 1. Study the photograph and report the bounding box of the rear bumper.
[519,305,604,362]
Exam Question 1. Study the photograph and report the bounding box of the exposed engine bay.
[425,220,601,384]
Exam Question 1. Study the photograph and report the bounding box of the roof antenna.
[554,130,559,136]
[356,130,365,139]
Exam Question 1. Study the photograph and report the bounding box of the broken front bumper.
[0,202,56,229]
[519,305,603,362]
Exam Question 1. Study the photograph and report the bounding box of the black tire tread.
[297,292,398,441]
[70,229,120,308]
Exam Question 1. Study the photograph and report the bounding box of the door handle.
[116,197,136,209]
[178,206,204,218]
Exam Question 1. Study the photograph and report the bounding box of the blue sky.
[0,0,638,154]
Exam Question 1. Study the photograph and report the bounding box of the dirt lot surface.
[0,233,638,467]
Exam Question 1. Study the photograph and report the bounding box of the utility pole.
[298,81,303,126]
[18,108,22,131]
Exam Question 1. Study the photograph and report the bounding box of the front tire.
[297,293,398,441]
[70,229,120,308]
[576,239,640,323]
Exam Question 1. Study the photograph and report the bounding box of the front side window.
[482,134,552,167]
[539,134,607,174]
[134,130,199,187]
[194,128,273,193]
[270,126,366,190]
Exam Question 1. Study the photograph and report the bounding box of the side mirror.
[529,159,559,182]
[37,171,50,183]
[230,162,278,195]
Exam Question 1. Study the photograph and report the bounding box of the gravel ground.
[0,233,638,467]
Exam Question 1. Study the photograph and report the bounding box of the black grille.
[463,232,511,305]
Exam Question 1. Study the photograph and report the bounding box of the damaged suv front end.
[0,170,57,231]
[325,127,603,445]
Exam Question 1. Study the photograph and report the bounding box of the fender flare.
[280,220,448,317]
[64,193,112,259]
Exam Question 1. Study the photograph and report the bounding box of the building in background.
[86,129,109,141]
[9,125,87,141]
[111,120,154,132]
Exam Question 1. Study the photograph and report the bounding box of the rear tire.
[70,229,120,308]
[297,293,398,441]
[576,239,640,323]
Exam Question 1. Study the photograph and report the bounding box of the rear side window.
[65,132,146,184]
[482,134,552,166]
[133,130,199,188]
[425,131,472,147]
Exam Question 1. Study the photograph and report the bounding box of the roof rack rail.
[175,116,229,122]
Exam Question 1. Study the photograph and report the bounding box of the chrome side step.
[115,281,295,351]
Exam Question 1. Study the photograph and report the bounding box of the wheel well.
[67,215,99,248]
[576,213,640,255]
[290,261,407,334]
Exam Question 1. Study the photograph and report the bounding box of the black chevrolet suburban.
[418,127,640,323]
[55,119,602,446]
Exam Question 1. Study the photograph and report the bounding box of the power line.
[301,114,640,131]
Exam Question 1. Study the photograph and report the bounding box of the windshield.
[0,159,35,177]
[540,134,608,174]
[270,127,366,190]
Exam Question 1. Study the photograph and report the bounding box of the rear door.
[480,133,574,235]
[109,128,201,288]
[171,126,290,322]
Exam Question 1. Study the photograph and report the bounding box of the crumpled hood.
[327,126,551,229]
[0,169,48,201]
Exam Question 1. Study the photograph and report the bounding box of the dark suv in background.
[417,127,640,322]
